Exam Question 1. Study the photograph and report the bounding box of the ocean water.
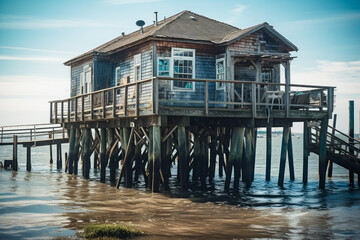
[0,133,359,239]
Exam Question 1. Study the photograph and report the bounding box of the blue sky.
[0,0,359,133]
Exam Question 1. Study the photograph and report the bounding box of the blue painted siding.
[70,61,92,97]
[93,58,111,91]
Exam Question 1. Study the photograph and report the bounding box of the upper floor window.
[134,54,141,82]
[216,58,225,90]
[115,66,121,85]
[172,48,195,91]
[80,65,91,94]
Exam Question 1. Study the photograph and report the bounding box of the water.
[0,133,360,239]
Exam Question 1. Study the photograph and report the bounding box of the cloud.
[231,4,247,16]
[287,12,360,25]
[0,46,78,55]
[0,56,67,62]
[0,14,117,29]
[226,4,247,24]
[102,0,161,5]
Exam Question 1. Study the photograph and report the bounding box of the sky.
[0,0,359,133]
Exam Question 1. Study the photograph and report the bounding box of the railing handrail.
[49,77,336,104]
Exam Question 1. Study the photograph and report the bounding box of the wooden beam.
[349,100,355,187]
[288,129,295,181]
[82,128,91,179]
[26,146,31,172]
[177,126,189,190]
[328,114,337,177]
[67,128,76,174]
[100,128,107,183]
[233,127,245,190]
[12,135,18,171]
[303,121,309,184]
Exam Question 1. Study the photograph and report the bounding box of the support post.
[328,114,337,177]
[56,143,61,169]
[68,128,76,174]
[266,126,272,181]
[123,127,133,188]
[284,61,291,117]
[49,145,53,164]
[319,117,329,189]
[10,135,17,170]
[83,128,91,179]
[288,129,295,181]
[26,146,31,171]
[107,128,117,183]
[177,126,189,190]
[242,127,254,187]
[73,129,81,175]
[233,128,245,190]
[349,100,355,186]
[149,126,161,192]
[200,136,208,189]
[303,121,309,184]
[278,127,290,187]
[100,128,107,183]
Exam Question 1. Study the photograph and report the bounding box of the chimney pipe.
[154,11,158,26]
[121,32,125,37]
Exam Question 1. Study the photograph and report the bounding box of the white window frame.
[115,66,121,85]
[157,57,171,77]
[216,58,226,91]
[134,54,141,82]
[171,47,195,92]
[80,65,91,94]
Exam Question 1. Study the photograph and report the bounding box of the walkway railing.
[49,77,335,123]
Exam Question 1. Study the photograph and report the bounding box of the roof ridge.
[185,10,240,31]
[220,22,267,43]
[152,10,189,36]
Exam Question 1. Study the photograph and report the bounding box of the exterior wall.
[70,59,93,97]
[93,57,111,91]
[229,29,289,54]
[156,41,224,107]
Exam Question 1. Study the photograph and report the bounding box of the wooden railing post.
[54,102,58,124]
[135,83,139,116]
[81,95,85,121]
[285,83,290,117]
[327,87,334,119]
[75,97,78,122]
[50,102,53,123]
[61,101,64,123]
[67,99,71,122]
[102,91,106,118]
[113,88,117,118]
[90,94,94,120]
[205,80,209,115]
[251,82,256,117]
[124,86,128,116]
[153,78,159,114]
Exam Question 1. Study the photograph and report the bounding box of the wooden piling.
[192,131,200,183]
[328,114,337,177]
[225,128,238,191]
[177,126,189,190]
[149,126,161,192]
[349,101,355,187]
[233,128,245,190]
[266,126,271,181]
[122,127,133,188]
[319,117,329,189]
[49,144,53,164]
[107,128,117,183]
[73,129,81,175]
[208,136,217,183]
[278,127,290,187]
[56,143,61,169]
[26,146,31,172]
[100,128,107,183]
[242,127,254,187]
[288,129,295,181]
[200,136,208,189]
[303,121,309,184]
[68,128,76,174]
[251,128,257,182]
[83,128,91,179]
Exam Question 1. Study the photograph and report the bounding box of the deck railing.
[49,77,335,123]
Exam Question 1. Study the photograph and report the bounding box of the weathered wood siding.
[70,60,92,97]
[157,42,223,107]
[93,57,111,91]
[229,29,289,54]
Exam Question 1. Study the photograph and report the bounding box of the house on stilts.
[50,10,360,191]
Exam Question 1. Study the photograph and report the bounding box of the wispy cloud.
[0,46,78,55]
[0,56,67,62]
[0,14,117,29]
[102,0,161,5]
[287,12,360,25]
[226,4,247,24]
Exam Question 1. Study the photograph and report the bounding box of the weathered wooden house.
[50,10,339,192]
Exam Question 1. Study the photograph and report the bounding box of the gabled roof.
[64,10,297,65]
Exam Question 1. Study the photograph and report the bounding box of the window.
[134,54,141,82]
[80,65,91,94]
[158,58,171,76]
[216,58,225,90]
[115,66,120,85]
[172,48,195,91]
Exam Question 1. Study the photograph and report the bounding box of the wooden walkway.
[0,123,68,171]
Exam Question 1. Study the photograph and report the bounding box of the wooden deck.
[49,77,335,125]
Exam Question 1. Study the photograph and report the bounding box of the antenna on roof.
[136,20,145,34]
